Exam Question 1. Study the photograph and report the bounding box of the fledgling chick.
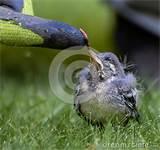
[74,50,140,127]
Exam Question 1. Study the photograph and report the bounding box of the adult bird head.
[88,49,125,81]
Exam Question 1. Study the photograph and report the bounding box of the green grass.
[0,77,160,150]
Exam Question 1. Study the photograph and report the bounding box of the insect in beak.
[80,28,90,47]
[88,49,104,71]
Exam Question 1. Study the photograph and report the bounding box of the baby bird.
[74,49,140,127]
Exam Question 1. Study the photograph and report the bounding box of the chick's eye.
[98,72,105,80]
[104,56,111,62]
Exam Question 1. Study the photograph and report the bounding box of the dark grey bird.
[74,49,140,127]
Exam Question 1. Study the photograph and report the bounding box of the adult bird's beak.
[88,49,104,71]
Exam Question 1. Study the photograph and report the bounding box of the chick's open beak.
[88,50,104,71]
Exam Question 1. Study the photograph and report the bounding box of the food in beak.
[88,49,104,71]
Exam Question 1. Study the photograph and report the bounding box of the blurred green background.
[1,0,115,80]
[32,0,115,50]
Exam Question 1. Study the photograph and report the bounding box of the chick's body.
[74,51,139,125]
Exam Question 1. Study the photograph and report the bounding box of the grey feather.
[74,51,140,126]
